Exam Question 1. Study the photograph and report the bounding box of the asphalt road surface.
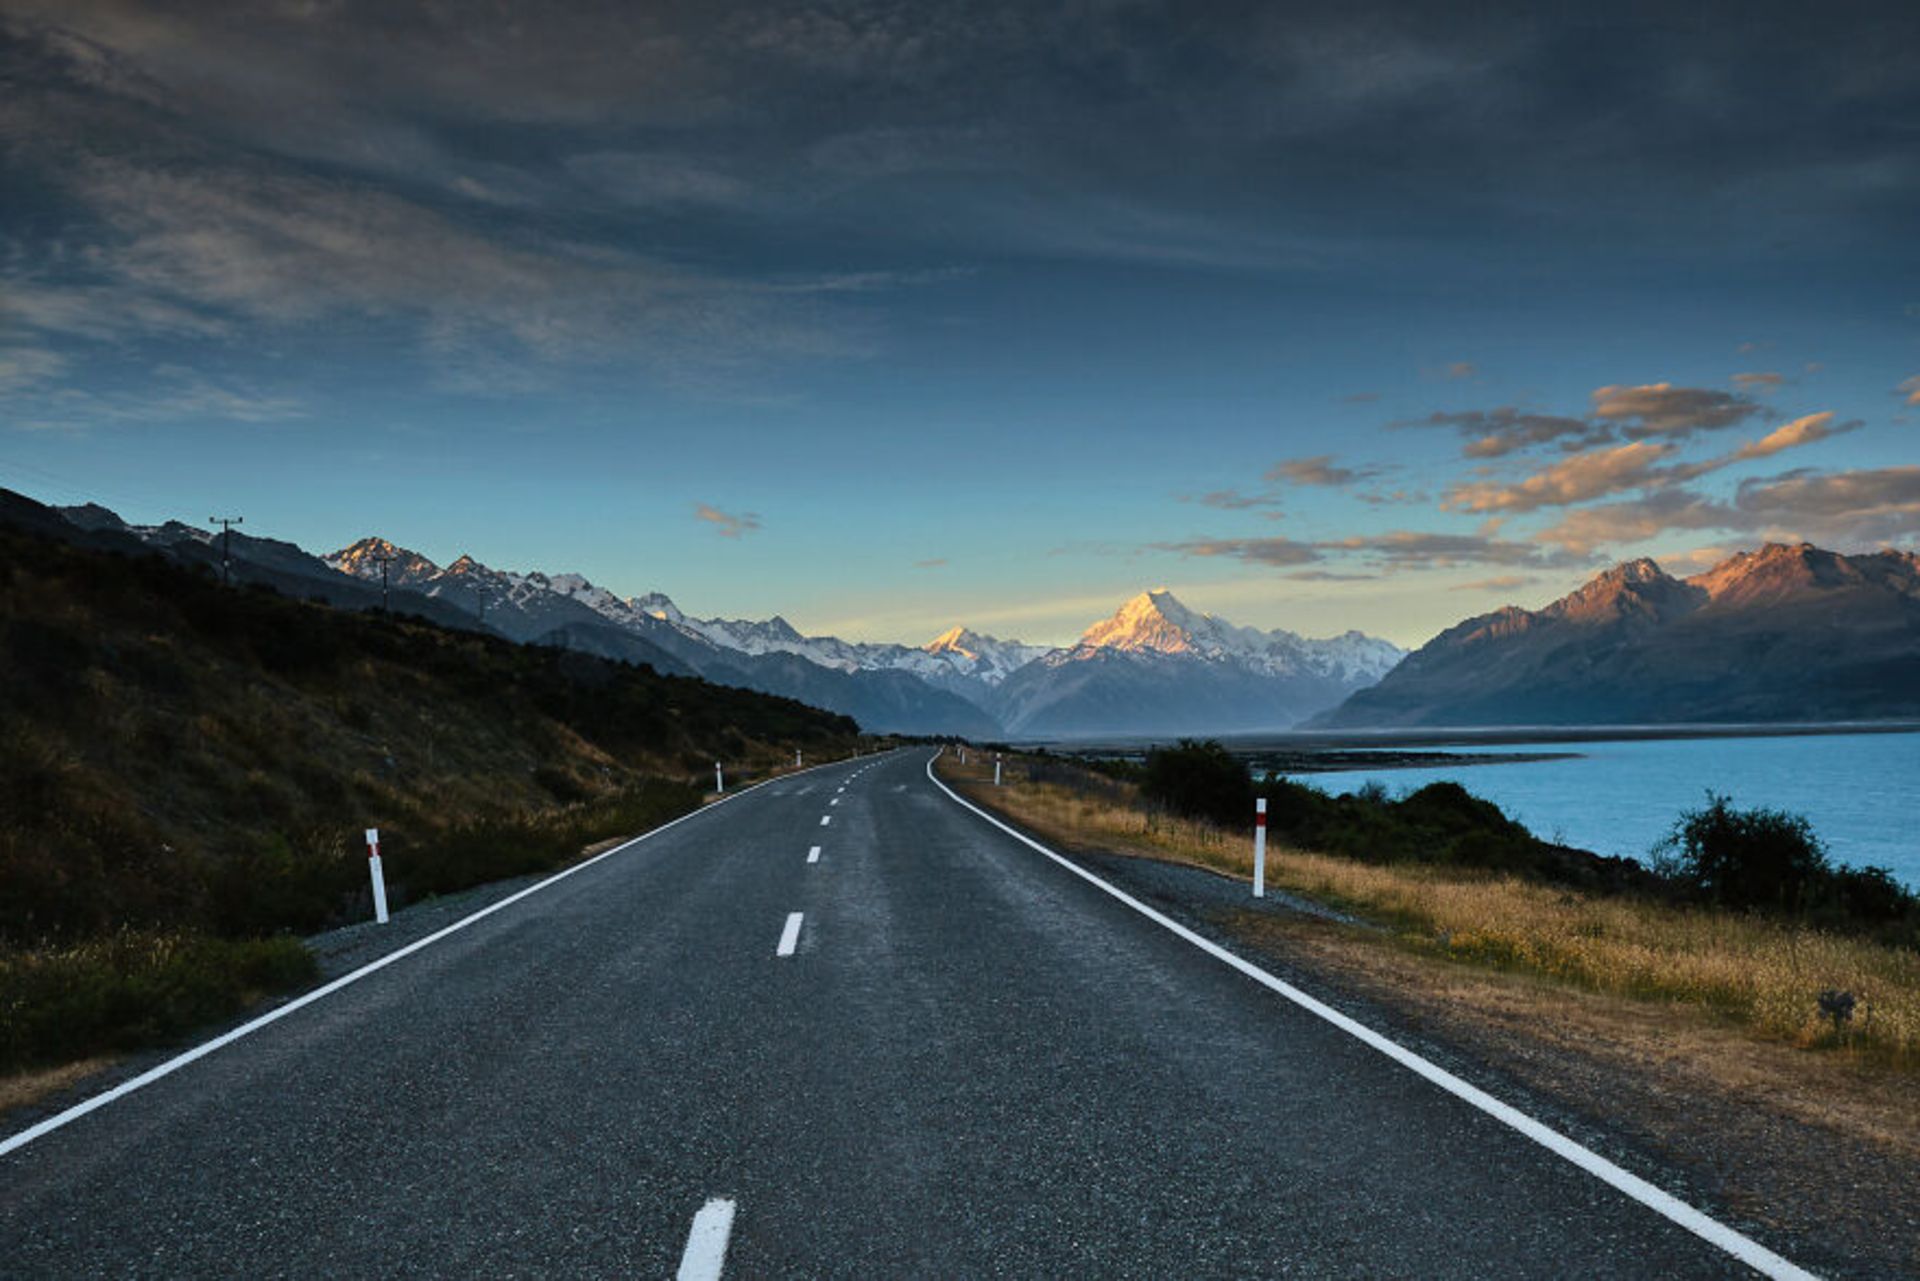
[1,749,1807,1277]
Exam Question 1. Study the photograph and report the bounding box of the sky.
[2,0,1918,649]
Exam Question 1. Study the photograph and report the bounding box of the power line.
[209,516,243,586]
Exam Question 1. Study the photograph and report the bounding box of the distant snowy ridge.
[57,500,1407,736]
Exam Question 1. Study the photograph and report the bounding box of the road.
[1,749,1803,1277]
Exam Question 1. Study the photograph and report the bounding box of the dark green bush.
[1655,794,1831,912]
[1656,794,1918,930]
[1140,739,1255,827]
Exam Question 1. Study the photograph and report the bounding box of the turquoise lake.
[1295,730,1920,890]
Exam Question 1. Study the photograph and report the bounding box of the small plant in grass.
[1818,989,1856,1041]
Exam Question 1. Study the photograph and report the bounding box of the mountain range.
[27,495,1401,736]
[1314,543,1920,727]
[324,540,1402,736]
[17,489,1920,734]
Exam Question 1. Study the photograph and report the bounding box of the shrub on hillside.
[1655,794,1831,912]
[1140,739,1254,827]
[1656,794,1917,929]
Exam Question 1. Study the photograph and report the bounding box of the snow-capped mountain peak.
[1079,588,1216,655]
[327,537,442,586]
[921,626,1050,682]
[632,591,686,624]
[1066,588,1404,683]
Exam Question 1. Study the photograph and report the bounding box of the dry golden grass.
[940,753,1920,1068]
[0,1056,118,1118]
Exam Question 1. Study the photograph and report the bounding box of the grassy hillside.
[0,518,859,1069]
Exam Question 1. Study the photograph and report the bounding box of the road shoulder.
[937,759,1920,1280]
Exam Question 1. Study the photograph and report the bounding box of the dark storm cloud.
[10,0,1920,256]
[6,1,1920,406]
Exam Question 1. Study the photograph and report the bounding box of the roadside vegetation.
[0,521,861,1074]
[940,742,1920,1068]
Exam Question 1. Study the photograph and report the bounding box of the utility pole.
[370,547,397,613]
[209,516,243,586]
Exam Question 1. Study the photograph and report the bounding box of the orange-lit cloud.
[1444,441,1673,513]
[1728,411,1854,461]
[694,503,761,537]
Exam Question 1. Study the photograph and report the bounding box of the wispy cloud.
[1155,529,1584,572]
[1727,411,1856,462]
[0,346,68,394]
[913,557,947,569]
[1533,489,1732,556]
[1899,375,1920,407]
[1320,530,1584,570]
[1156,535,1322,566]
[1396,406,1610,458]
[1590,382,1763,439]
[695,503,762,538]
[1265,454,1385,487]
[1452,574,1536,593]
[1733,466,1920,545]
[1445,441,1674,513]
[3,360,304,431]
[1731,371,1785,393]
[1531,463,1920,554]
[1179,488,1283,512]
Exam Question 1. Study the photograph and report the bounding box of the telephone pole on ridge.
[209,516,243,586]
[370,547,397,613]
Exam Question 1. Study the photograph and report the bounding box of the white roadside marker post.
[795,748,803,768]
[959,747,967,765]
[715,762,724,794]
[365,827,390,924]
[993,753,1002,786]
[1253,798,1267,899]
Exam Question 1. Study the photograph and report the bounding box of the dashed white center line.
[807,845,822,864]
[819,815,831,826]
[829,798,840,806]
[776,912,804,957]
[676,1197,737,1281]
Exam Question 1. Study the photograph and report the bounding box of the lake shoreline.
[1031,719,1920,756]
[1253,749,1584,774]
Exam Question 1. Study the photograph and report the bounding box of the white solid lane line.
[820,815,831,826]
[922,750,1815,1281]
[676,1198,737,1281]
[776,912,804,957]
[807,845,822,864]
